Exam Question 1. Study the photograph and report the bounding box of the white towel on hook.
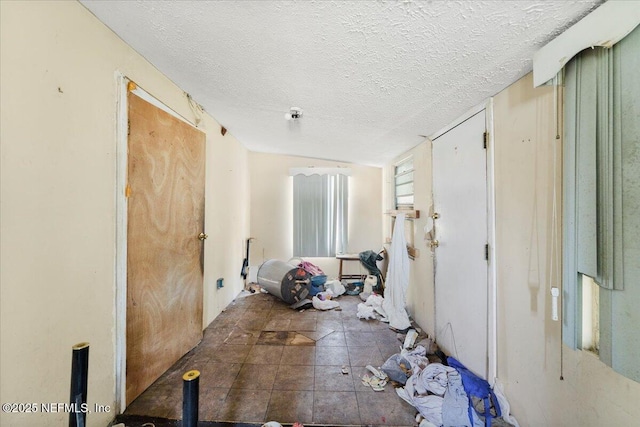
[382,213,412,331]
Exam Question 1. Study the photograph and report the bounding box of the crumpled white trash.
[364,294,388,321]
[324,279,346,296]
[357,303,376,319]
[312,291,340,310]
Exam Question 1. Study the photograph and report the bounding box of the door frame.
[429,99,497,384]
[114,74,198,412]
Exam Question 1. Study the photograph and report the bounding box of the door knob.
[429,240,439,248]
[198,233,208,241]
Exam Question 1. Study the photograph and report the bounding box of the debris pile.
[361,365,389,391]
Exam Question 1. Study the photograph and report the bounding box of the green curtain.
[563,24,640,382]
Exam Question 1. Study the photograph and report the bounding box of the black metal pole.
[69,342,89,427]
[182,370,200,427]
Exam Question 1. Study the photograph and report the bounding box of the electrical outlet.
[216,278,224,289]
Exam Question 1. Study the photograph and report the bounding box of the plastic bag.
[364,294,388,320]
[400,345,430,374]
[356,303,376,319]
[312,295,340,310]
[324,279,346,296]
[381,353,413,385]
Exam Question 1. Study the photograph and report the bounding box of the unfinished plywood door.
[126,92,206,404]
[432,110,488,378]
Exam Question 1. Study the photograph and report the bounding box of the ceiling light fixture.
[284,107,303,121]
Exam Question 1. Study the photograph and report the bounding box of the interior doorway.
[118,81,207,405]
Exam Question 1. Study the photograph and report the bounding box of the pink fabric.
[298,260,324,276]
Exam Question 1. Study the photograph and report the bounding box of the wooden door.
[126,92,206,404]
[432,110,488,378]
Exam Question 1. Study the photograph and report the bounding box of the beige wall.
[382,143,435,336]
[493,73,640,426]
[4,3,637,427]
[203,121,251,325]
[0,2,249,426]
[249,152,382,279]
[383,72,640,426]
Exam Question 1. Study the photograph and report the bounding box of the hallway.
[123,292,417,426]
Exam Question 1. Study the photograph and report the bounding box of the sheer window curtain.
[293,173,348,257]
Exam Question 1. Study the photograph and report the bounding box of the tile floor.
[124,292,418,426]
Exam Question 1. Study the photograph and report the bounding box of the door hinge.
[127,119,131,136]
[483,131,488,149]
[485,243,489,261]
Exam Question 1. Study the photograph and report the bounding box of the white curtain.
[293,173,348,257]
[382,213,412,331]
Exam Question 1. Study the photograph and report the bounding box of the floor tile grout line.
[128,294,415,425]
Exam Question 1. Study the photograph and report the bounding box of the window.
[292,171,348,257]
[581,274,600,354]
[563,24,639,382]
[394,156,414,209]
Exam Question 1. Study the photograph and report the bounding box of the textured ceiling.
[81,0,602,166]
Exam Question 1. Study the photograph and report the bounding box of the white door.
[432,110,488,378]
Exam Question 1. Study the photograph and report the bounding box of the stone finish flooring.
[124,292,417,426]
